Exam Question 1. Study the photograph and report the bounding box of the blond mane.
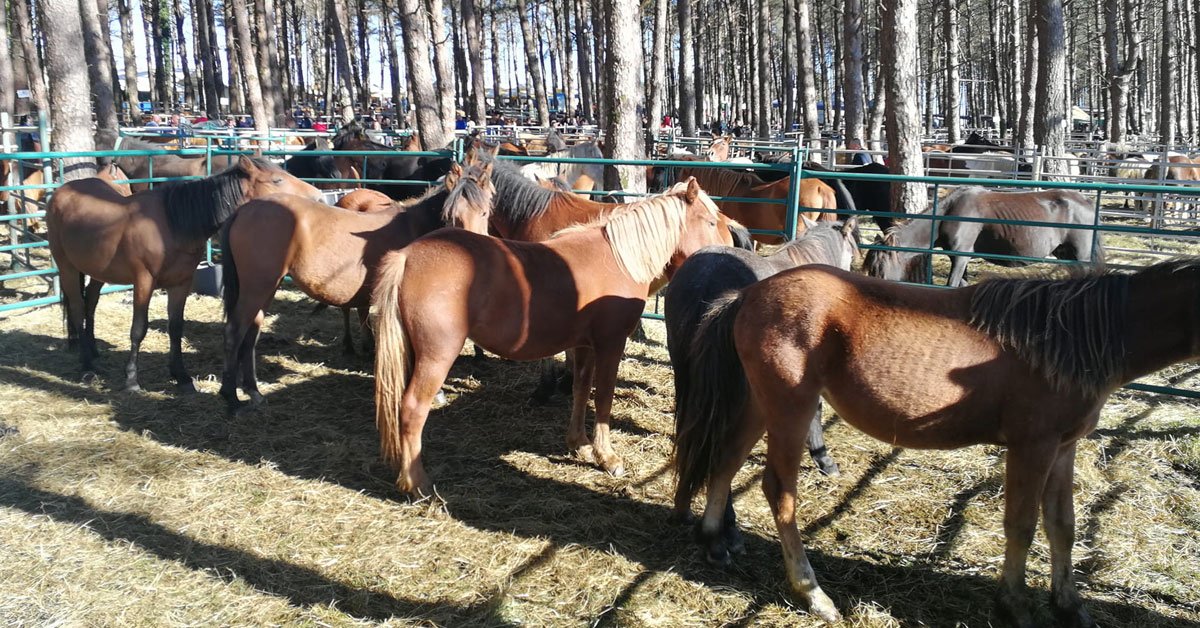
[555,182,717,283]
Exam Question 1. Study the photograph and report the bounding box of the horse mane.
[158,158,269,240]
[687,167,763,197]
[442,165,493,222]
[968,264,1152,395]
[557,186,711,283]
[477,153,554,224]
[780,221,854,266]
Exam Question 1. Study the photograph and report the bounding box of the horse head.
[238,156,323,203]
[705,136,732,161]
[442,161,494,235]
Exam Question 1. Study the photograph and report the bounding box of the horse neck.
[1121,273,1200,383]
[775,234,835,268]
[394,188,451,235]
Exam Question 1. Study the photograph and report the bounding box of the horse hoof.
[723,525,745,555]
[247,391,266,407]
[671,509,697,525]
[125,382,142,393]
[434,390,447,405]
[704,543,731,566]
[993,588,1036,628]
[816,457,840,477]
[1051,600,1096,628]
[806,589,843,624]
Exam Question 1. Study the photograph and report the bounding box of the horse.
[284,137,352,190]
[46,156,322,391]
[947,132,1033,178]
[1106,152,1151,209]
[518,141,604,192]
[863,187,1104,287]
[665,216,860,515]
[1137,155,1200,221]
[332,124,453,200]
[335,188,395,213]
[96,163,133,196]
[674,166,841,245]
[113,137,211,192]
[800,161,894,231]
[218,162,495,414]
[371,176,732,497]
[674,259,1200,625]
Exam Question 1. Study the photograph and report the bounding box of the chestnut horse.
[675,260,1200,625]
[676,166,839,245]
[47,156,322,391]
[665,216,860,508]
[218,162,495,414]
[335,189,394,213]
[372,177,731,496]
[863,187,1104,287]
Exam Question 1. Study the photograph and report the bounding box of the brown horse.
[372,177,731,496]
[676,166,838,244]
[114,137,211,192]
[673,261,1200,625]
[218,162,495,413]
[335,189,395,213]
[47,156,322,391]
[1137,155,1200,220]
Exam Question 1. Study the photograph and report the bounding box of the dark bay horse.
[114,137,211,192]
[863,186,1104,287]
[218,162,495,414]
[284,137,350,190]
[674,260,1200,625]
[334,125,453,200]
[801,161,895,231]
[665,217,860,517]
[372,177,732,497]
[47,156,322,391]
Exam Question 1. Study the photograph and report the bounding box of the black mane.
[158,158,270,240]
[475,152,554,226]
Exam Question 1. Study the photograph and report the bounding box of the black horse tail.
[827,177,861,244]
[219,217,240,318]
[673,289,749,506]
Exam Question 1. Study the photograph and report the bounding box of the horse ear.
[479,160,494,184]
[237,155,259,172]
[445,162,463,187]
[685,177,701,203]
[841,216,859,234]
[801,215,818,229]
[483,142,499,157]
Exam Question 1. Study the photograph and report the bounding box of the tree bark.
[172,0,195,109]
[230,0,270,142]
[678,0,696,135]
[329,0,357,107]
[382,0,404,122]
[574,0,592,118]
[881,0,925,214]
[256,0,287,123]
[1017,0,1037,152]
[193,0,220,116]
[429,0,458,132]
[490,0,503,109]
[14,0,50,118]
[115,0,141,120]
[515,0,549,125]
[796,0,820,141]
[1033,0,1066,171]
[944,0,961,142]
[647,0,668,143]
[1159,0,1175,145]
[463,0,487,124]
[0,1,14,118]
[399,0,448,147]
[602,0,645,192]
[842,0,864,141]
[78,0,120,148]
[37,0,96,179]
[755,0,771,135]
[149,0,171,110]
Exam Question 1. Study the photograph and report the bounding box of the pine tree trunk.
[1033,0,1066,170]
[514,0,548,125]
[399,0,448,147]
[229,0,270,141]
[602,0,645,192]
[781,0,794,130]
[842,0,864,141]
[451,2,469,112]
[355,0,369,109]
[1017,0,1037,152]
[0,1,14,118]
[677,0,696,135]
[381,0,404,122]
[37,0,96,179]
[14,0,50,118]
[329,0,357,107]
[646,0,668,142]
[756,0,771,136]
[225,0,246,112]
[490,1,503,109]
[574,0,592,118]
[693,1,705,126]
[944,0,961,142]
[193,0,220,116]
[252,0,277,121]
[796,0,819,141]
[1159,0,1175,145]
[866,62,885,150]
[257,0,287,123]
[78,0,119,148]
[590,0,606,126]
[150,0,171,110]
[172,0,195,109]
[881,0,925,214]
[429,0,458,132]
[463,0,487,124]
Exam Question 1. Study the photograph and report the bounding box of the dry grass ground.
[0,276,1198,627]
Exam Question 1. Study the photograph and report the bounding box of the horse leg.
[124,278,153,392]
[566,346,595,457]
[695,402,767,565]
[237,311,267,406]
[82,277,104,362]
[219,301,251,414]
[530,356,558,405]
[1043,441,1095,628]
[397,346,462,497]
[993,442,1058,628]
[806,399,838,476]
[340,307,355,356]
[358,307,374,355]
[588,345,626,476]
[947,253,971,288]
[165,284,196,393]
[760,394,842,623]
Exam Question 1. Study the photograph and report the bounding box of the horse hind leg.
[357,307,374,355]
[57,266,88,368]
[993,441,1059,628]
[124,278,153,392]
[806,399,839,476]
[166,284,196,393]
[566,346,596,457]
[82,277,105,363]
[340,307,356,356]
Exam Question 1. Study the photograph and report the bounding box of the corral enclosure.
[1,257,1198,626]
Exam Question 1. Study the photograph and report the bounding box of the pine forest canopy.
[0,0,1193,170]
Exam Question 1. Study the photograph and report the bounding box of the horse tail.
[372,251,412,470]
[219,217,240,318]
[673,289,749,505]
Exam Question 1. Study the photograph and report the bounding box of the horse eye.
[273,177,283,184]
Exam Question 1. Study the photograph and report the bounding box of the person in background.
[17,114,41,152]
[846,138,873,166]
[236,116,253,129]
[170,113,194,137]
[312,119,328,133]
